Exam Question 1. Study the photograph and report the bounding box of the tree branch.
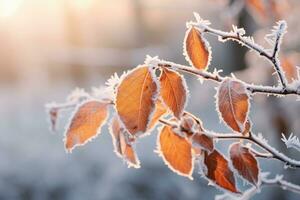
[158,118,300,168]
[262,175,300,194]
[213,131,300,168]
[150,58,300,96]
[190,17,288,89]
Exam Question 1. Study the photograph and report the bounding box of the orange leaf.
[191,132,214,152]
[160,68,187,118]
[230,143,259,185]
[148,100,168,130]
[65,100,109,152]
[184,27,211,70]
[116,66,158,136]
[158,125,194,179]
[204,150,239,193]
[217,78,250,133]
[109,115,140,168]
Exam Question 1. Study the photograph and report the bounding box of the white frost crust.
[63,98,109,153]
[66,87,90,103]
[155,125,194,180]
[265,20,287,47]
[281,133,300,152]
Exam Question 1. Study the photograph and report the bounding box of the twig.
[157,118,300,168]
[190,18,288,89]
[154,59,300,96]
[262,175,300,194]
[249,148,274,159]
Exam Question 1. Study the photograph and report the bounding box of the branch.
[158,118,300,168]
[146,57,300,96]
[261,175,300,194]
[212,131,300,168]
[189,14,288,89]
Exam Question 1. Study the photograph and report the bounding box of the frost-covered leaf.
[158,125,194,179]
[217,78,250,133]
[204,150,239,193]
[109,115,140,168]
[148,100,168,130]
[160,68,187,118]
[191,132,214,152]
[230,143,259,185]
[116,66,158,136]
[184,27,211,70]
[65,100,109,152]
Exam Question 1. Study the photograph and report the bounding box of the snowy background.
[0,0,300,199]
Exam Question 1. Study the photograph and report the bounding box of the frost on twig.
[45,88,90,132]
[261,173,300,194]
[265,21,287,55]
[281,133,300,152]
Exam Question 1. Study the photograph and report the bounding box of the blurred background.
[0,0,300,199]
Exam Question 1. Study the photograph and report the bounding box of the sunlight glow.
[0,0,23,17]
[72,0,93,9]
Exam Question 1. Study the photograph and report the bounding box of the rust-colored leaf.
[148,100,168,130]
[184,27,211,70]
[230,143,259,185]
[109,115,140,168]
[116,66,158,136]
[65,100,109,152]
[191,132,214,152]
[158,125,194,179]
[204,150,239,193]
[217,78,250,133]
[160,68,187,118]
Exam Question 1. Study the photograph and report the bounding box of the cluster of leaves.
[47,12,300,197]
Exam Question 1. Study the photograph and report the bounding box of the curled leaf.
[160,68,187,118]
[230,143,259,185]
[148,100,168,130]
[116,66,158,136]
[184,27,211,70]
[65,100,109,152]
[204,150,239,193]
[158,125,194,179]
[109,115,140,168]
[217,78,250,133]
[191,132,214,152]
